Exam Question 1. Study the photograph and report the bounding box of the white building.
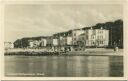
[40,38,47,46]
[84,28,95,46]
[4,42,14,49]
[66,36,73,45]
[29,40,40,48]
[82,27,109,47]
[29,41,34,48]
[53,38,58,46]
[61,36,73,45]
[95,29,109,47]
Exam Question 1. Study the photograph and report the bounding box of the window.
[93,36,95,39]
[91,41,95,45]
[101,36,103,39]
[97,36,99,39]
[86,31,88,34]
[98,30,103,34]
[99,41,101,44]
[74,38,76,40]
[100,41,104,44]
[82,37,84,40]
[91,35,93,39]
[91,41,93,45]
[74,33,76,36]
[98,30,100,33]
[100,31,102,33]
[86,36,88,39]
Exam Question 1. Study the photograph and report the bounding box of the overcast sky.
[4,4,123,42]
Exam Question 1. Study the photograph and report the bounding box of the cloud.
[4,4,123,42]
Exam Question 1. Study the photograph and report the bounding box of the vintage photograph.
[4,1,124,77]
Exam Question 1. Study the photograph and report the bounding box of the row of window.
[73,30,104,36]
[98,30,103,34]
[97,36,103,39]
[73,36,104,41]
[90,41,104,45]
[91,35,104,39]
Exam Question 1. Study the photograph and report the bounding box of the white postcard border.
[0,0,128,80]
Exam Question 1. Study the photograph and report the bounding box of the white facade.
[29,40,40,48]
[62,36,73,45]
[28,28,109,48]
[57,28,109,47]
[83,28,109,47]
[40,38,47,46]
[95,29,109,47]
[53,39,58,46]
[85,29,95,46]
[29,41,34,48]
[29,38,47,48]
[4,42,14,49]
[66,36,72,45]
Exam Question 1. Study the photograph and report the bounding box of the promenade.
[5,48,123,56]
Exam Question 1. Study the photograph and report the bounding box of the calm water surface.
[5,55,123,77]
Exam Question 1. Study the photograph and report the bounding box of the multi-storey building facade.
[95,28,109,47]
[14,27,109,50]
[78,27,109,47]
[72,29,84,45]
[50,27,109,51]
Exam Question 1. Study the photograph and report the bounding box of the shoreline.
[4,51,123,56]
[4,48,123,56]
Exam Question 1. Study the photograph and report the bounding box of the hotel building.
[78,27,109,47]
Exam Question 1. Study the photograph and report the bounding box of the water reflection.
[109,56,123,77]
[5,56,123,77]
